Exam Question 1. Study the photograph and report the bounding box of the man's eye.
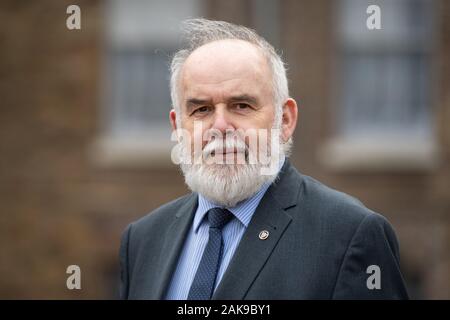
[235,103,251,110]
[194,106,209,114]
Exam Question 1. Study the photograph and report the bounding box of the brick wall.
[0,0,448,299]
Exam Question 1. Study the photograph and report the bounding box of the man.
[119,19,409,300]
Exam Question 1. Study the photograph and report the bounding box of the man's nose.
[211,107,234,133]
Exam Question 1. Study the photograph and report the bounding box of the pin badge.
[259,230,269,240]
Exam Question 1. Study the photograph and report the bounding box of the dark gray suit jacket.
[119,160,409,299]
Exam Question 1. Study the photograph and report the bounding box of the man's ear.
[281,98,298,142]
[169,109,178,131]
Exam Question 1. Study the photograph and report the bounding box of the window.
[93,0,204,167]
[321,0,438,171]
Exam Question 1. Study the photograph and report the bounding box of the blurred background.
[0,0,449,299]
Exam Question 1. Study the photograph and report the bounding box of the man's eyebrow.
[185,98,213,112]
[186,98,212,106]
[227,94,259,105]
[185,94,259,110]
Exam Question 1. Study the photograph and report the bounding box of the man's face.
[177,39,276,161]
[170,39,292,207]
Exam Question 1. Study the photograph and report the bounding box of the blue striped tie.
[187,208,233,300]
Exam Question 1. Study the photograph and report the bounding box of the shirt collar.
[193,157,286,233]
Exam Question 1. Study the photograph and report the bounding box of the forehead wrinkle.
[182,63,265,91]
[182,68,269,106]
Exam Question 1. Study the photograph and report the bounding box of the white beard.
[177,129,289,207]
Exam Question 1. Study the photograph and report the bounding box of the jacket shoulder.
[128,193,196,235]
[298,173,380,228]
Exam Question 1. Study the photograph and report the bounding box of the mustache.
[201,137,248,158]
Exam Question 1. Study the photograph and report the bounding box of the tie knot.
[207,208,233,230]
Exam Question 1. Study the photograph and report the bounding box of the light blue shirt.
[165,159,285,300]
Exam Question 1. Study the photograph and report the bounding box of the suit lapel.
[151,193,198,299]
[212,160,302,299]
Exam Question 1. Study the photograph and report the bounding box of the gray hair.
[169,18,289,127]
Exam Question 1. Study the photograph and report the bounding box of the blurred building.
[0,0,448,299]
